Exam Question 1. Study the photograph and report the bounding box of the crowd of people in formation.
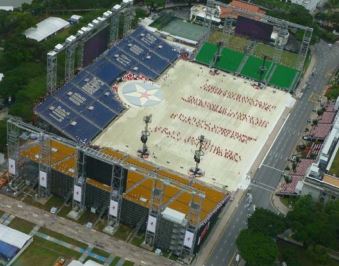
[181,95,270,128]
[169,112,257,144]
[201,83,277,112]
[150,125,242,163]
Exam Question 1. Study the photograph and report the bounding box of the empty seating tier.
[35,26,180,143]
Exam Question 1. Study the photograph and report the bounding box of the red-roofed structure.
[310,123,332,140]
[219,0,265,20]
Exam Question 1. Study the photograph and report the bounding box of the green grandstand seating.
[195,42,218,65]
[241,56,273,81]
[268,64,299,90]
[215,48,245,73]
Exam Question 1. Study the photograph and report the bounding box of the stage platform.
[94,60,295,191]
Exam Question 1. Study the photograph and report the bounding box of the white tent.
[0,224,32,249]
[24,17,70,42]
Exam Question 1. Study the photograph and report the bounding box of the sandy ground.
[95,60,295,191]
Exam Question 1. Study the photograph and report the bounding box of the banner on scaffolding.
[8,158,16,175]
[109,200,118,217]
[73,185,82,202]
[184,230,194,248]
[39,171,47,188]
[146,215,157,233]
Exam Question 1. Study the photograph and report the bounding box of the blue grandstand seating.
[63,115,99,143]
[99,90,125,113]
[131,27,179,62]
[87,58,124,85]
[80,101,117,128]
[35,97,75,131]
[35,26,179,143]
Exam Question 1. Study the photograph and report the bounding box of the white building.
[301,102,339,202]
[290,0,322,12]
[24,17,70,42]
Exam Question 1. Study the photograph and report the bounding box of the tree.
[248,208,287,238]
[236,229,278,266]
[0,120,7,153]
[145,0,165,12]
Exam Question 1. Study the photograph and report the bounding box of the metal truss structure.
[7,118,205,247]
[46,0,134,94]
[201,0,313,72]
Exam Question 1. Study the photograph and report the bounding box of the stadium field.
[241,56,273,81]
[216,47,245,72]
[269,64,299,90]
[195,42,217,65]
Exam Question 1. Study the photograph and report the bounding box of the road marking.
[250,182,275,193]
[261,164,284,173]
[259,113,291,168]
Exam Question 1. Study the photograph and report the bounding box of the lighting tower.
[189,135,206,185]
[138,115,152,159]
[258,55,268,86]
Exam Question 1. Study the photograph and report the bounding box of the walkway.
[0,194,177,266]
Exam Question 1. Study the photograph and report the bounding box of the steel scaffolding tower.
[122,0,133,37]
[107,165,126,226]
[46,0,133,93]
[38,133,51,198]
[110,5,122,42]
[7,119,21,180]
[222,17,234,47]
[206,1,313,72]
[181,192,204,257]
[297,28,313,71]
[145,176,164,246]
[205,0,215,30]
[65,44,76,82]
[47,51,58,94]
[72,150,85,211]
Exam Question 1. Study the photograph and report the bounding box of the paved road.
[0,194,178,266]
[205,40,339,266]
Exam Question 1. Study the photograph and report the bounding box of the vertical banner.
[39,171,47,188]
[109,200,118,217]
[184,230,194,248]
[73,185,82,202]
[146,215,157,233]
[8,158,16,175]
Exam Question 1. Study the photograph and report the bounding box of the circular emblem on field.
[119,80,163,108]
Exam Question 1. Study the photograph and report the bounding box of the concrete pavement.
[0,194,178,266]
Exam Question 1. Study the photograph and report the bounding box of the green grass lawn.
[328,150,339,177]
[13,237,81,266]
[254,43,299,68]
[215,47,245,72]
[269,64,299,90]
[8,217,35,234]
[241,56,273,81]
[114,224,133,241]
[131,233,145,247]
[123,261,134,266]
[44,196,65,211]
[77,210,98,225]
[39,227,88,249]
[92,247,110,258]
[57,204,72,218]
[195,42,217,65]
[110,256,121,266]
[209,32,249,52]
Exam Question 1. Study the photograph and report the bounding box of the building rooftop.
[219,0,265,19]
[323,174,339,188]
[24,17,70,42]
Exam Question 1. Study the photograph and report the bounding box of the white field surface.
[94,60,295,191]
